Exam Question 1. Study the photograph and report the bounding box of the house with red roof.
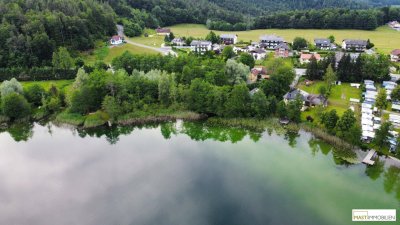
[110,35,123,45]
[156,27,171,36]
[300,53,321,64]
[391,49,400,62]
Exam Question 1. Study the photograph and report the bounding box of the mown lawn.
[104,44,159,63]
[128,35,165,48]
[298,81,362,121]
[21,80,74,92]
[167,24,400,54]
[82,42,159,65]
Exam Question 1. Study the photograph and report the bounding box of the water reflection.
[383,166,400,200]
[0,120,399,225]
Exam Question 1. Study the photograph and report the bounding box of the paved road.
[117,25,176,56]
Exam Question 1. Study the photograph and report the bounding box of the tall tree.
[375,88,388,112]
[323,64,337,92]
[292,37,308,50]
[225,59,249,85]
[52,47,74,71]
[306,56,320,80]
[374,122,392,149]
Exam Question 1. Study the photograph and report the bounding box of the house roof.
[343,39,367,45]
[306,94,327,106]
[251,66,267,76]
[156,28,171,33]
[190,40,212,46]
[391,49,400,56]
[250,48,266,54]
[275,43,290,50]
[220,34,237,39]
[314,38,331,45]
[284,89,306,101]
[260,35,284,42]
[300,53,321,61]
[111,35,122,41]
[172,38,183,42]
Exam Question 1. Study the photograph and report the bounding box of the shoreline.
[2,113,399,163]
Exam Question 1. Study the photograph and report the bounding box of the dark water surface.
[0,122,398,225]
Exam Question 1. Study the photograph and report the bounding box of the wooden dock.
[362,150,376,165]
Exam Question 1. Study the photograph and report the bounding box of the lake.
[0,121,398,225]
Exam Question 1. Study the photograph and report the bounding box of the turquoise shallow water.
[0,122,398,225]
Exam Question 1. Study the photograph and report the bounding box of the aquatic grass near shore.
[54,111,86,126]
[117,111,206,126]
[299,123,358,163]
[205,117,287,135]
[83,111,109,129]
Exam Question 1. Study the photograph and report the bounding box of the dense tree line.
[0,0,116,68]
[60,51,294,121]
[306,53,390,83]
[254,8,384,30]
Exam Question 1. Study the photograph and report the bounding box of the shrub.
[1,93,31,120]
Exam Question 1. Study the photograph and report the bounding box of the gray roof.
[343,39,368,45]
[284,89,306,101]
[314,38,331,45]
[306,94,327,106]
[275,42,290,50]
[190,40,212,46]
[260,35,284,42]
[250,48,266,54]
[220,34,237,39]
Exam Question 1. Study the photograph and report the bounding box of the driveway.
[117,25,177,56]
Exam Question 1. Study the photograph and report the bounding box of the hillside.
[0,0,116,68]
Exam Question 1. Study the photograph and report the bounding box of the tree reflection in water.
[2,120,400,201]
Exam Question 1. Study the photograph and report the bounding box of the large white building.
[190,40,212,53]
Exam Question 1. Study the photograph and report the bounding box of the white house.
[391,49,400,62]
[299,53,321,64]
[190,40,212,53]
[110,35,123,45]
[220,34,238,45]
[259,35,284,49]
[342,39,367,52]
[172,38,185,46]
[249,48,266,60]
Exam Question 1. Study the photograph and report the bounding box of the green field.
[104,44,159,63]
[21,80,74,92]
[298,81,361,115]
[82,42,159,65]
[165,24,400,54]
[297,81,361,122]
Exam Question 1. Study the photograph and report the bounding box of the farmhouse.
[305,94,328,107]
[249,48,266,60]
[190,40,212,53]
[390,49,400,62]
[156,27,171,36]
[300,53,321,64]
[275,43,290,58]
[341,39,367,52]
[259,35,284,49]
[250,66,269,81]
[220,34,238,45]
[171,38,185,46]
[283,89,307,104]
[110,35,123,45]
[314,38,331,50]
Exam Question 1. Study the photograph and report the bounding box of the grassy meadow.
[164,24,400,54]
[82,41,159,65]
[21,80,74,92]
[298,81,362,121]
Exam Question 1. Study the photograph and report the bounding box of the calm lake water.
[0,121,399,225]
